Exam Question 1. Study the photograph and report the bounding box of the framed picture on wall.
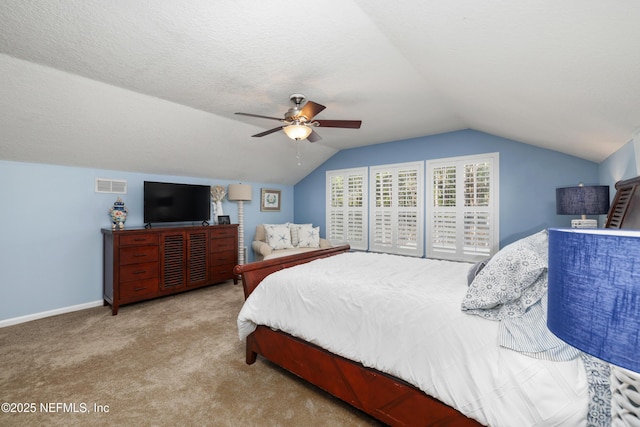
[261,188,281,212]
[218,215,230,225]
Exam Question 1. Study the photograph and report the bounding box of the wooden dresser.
[102,224,238,315]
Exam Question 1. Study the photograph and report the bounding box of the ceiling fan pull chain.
[296,141,302,166]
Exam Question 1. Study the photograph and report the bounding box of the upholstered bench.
[252,223,332,261]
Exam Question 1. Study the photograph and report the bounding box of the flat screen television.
[144,181,211,225]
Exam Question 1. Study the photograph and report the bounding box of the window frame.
[325,167,368,251]
[369,161,424,257]
[426,153,499,262]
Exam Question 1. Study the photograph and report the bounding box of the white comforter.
[237,252,588,427]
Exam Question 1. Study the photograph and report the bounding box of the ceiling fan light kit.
[283,124,313,141]
[235,94,362,142]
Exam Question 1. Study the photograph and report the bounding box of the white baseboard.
[0,300,104,328]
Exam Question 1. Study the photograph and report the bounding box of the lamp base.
[571,219,598,228]
[611,365,640,426]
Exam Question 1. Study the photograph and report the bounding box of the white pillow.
[264,224,294,250]
[290,223,312,247]
[296,225,320,248]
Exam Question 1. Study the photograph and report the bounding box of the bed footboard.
[234,245,351,299]
[235,245,481,426]
[246,326,481,427]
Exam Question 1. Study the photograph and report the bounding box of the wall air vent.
[95,178,127,194]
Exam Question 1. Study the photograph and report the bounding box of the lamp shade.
[547,228,640,373]
[556,185,610,215]
[283,124,312,141]
[228,184,252,201]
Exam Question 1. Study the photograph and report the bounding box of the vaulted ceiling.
[1,1,639,185]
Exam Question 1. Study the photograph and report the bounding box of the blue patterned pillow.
[296,225,320,248]
[264,224,294,250]
[461,230,548,320]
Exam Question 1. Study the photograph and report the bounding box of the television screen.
[144,181,211,224]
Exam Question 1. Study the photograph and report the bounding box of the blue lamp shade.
[547,228,640,373]
[556,185,610,215]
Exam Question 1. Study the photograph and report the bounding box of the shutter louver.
[463,212,491,257]
[370,162,423,256]
[348,211,364,242]
[428,154,498,261]
[329,211,344,242]
[326,168,368,250]
[397,211,418,250]
[373,210,393,249]
[431,211,457,255]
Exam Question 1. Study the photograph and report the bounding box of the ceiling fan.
[235,94,362,142]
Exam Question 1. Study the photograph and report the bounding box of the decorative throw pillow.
[264,224,294,250]
[461,230,549,320]
[290,223,311,247]
[296,225,320,248]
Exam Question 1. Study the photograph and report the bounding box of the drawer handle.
[133,270,146,275]
[134,254,147,258]
[134,286,147,291]
[134,238,147,242]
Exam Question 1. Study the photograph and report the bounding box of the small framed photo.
[217,215,230,225]
[261,189,281,212]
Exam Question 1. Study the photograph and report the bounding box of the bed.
[234,175,640,426]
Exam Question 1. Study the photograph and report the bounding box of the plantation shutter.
[427,153,499,262]
[326,168,368,250]
[370,162,423,257]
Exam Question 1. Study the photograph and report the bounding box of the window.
[427,153,499,262]
[370,162,424,257]
[326,168,368,250]
[326,153,498,261]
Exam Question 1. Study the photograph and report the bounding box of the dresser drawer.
[119,233,159,246]
[210,249,236,266]
[210,263,236,282]
[211,227,237,238]
[119,245,158,265]
[119,261,159,282]
[210,237,235,252]
[120,278,158,300]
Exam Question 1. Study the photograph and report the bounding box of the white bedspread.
[237,252,588,427]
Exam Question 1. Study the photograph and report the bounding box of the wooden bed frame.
[233,175,640,427]
[605,175,640,229]
[234,245,482,426]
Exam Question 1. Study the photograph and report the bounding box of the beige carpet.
[0,281,381,426]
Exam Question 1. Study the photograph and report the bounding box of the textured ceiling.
[1,0,639,185]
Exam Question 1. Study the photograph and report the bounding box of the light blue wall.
[599,139,638,195]
[0,160,293,322]
[2,131,635,323]
[294,129,601,249]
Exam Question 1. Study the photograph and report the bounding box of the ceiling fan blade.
[299,101,326,121]
[235,112,284,122]
[307,129,322,143]
[315,119,362,129]
[252,127,283,137]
